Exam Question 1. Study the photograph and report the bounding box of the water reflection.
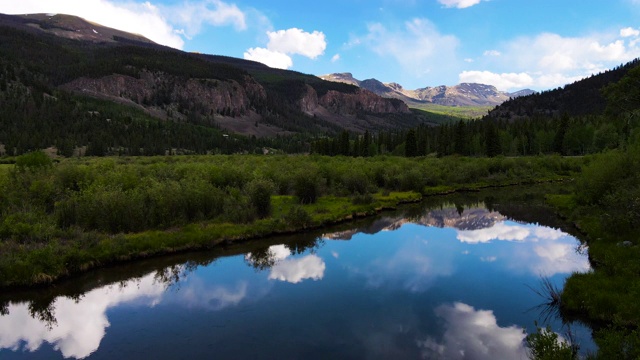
[418,302,528,360]
[246,244,327,284]
[0,189,593,359]
[0,273,165,359]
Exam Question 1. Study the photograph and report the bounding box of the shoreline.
[0,177,567,290]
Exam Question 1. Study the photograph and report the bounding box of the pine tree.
[405,129,417,157]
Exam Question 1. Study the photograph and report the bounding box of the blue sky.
[2,0,640,91]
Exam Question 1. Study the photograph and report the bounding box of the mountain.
[0,13,428,156]
[0,13,155,45]
[484,59,640,121]
[322,207,504,241]
[319,73,534,107]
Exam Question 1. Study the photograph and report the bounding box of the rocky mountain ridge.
[320,73,535,107]
[0,13,420,137]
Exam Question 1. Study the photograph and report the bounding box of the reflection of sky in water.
[0,207,593,359]
[0,273,165,359]
[418,302,528,360]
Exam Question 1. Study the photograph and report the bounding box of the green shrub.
[294,171,320,204]
[14,151,52,172]
[342,170,371,195]
[526,325,577,360]
[283,206,312,228]
[246,178,275,218]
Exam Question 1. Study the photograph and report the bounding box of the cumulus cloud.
[438,0,485,9]
[454,221,590,275]
[269,254,326,284]
[243,47,293,69]
[463,31,640,90]
[0,273,164,359]
[356,18,459,78]
[267,28,326,59]
[0,0,250,50]
[621,27,640,37]
[164,0,246,37]
[178,280,248,310]
[244,28,327,69]
[460,70,535,90]
[417,302,528,359]
[331,54,341,63]
[457,222,530,244]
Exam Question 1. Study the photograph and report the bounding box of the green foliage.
[526,325,577,360]
[14,151,53,172]
[0,154,584,287]
[593,327,640,359]
[294,170,320,204]
[282,206,312,229]
[575,149,637,206]
[405,129,417,157]
[246,178,275,218]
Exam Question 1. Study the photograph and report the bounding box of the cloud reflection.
[178,279,248,310]
[269,254,326,284]
[0,273,164,359]
[417,302,528,360]
[457,222,529,243]
[457,221,590,276]
[246,244,327,284]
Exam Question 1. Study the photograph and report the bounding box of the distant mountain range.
[0,12,434,157]
[319,73,535,107]
[323,207,504,241]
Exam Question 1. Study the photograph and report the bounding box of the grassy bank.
[543,145,640,359]
[0,153,584,288]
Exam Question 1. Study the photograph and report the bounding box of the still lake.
[0,186,594,359]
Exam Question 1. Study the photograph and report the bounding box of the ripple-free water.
[0,188,595,359]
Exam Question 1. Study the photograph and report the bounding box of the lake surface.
[0,187,594,359]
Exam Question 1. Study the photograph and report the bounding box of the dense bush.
[294,170,321,204]
[0,154,584,239]
[246,179,275,218]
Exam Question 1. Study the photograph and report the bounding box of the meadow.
[0,153,583,288]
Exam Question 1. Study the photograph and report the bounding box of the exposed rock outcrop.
[318,89,410,115]
[60,71,267,118]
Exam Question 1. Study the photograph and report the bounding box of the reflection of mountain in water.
[418,208,505,230]
[324,207,505,240]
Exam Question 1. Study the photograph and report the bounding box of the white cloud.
[457,222,531,244]
[331,54,341,63]
[459,70,534,90]
[621,27,640,37]
[0,0,184,48]
[0,273,164,359]
[243,47,293,69]
[178,280,248,310]
[164,0,246,37]
[0,0,250,50]
[438,0,485,9]
[464,31,640,90]
[267,28,327,59]
[244,27,327,69]
[269,254,326,284]
[357,18,459,79]
[464,58,474,63]
[418,302,528,360]
[483,50,501,56]
[245,244,326,284]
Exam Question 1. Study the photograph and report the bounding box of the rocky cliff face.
[318,89,410,115]
[299,85,409,116]
[61,71,267,118]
